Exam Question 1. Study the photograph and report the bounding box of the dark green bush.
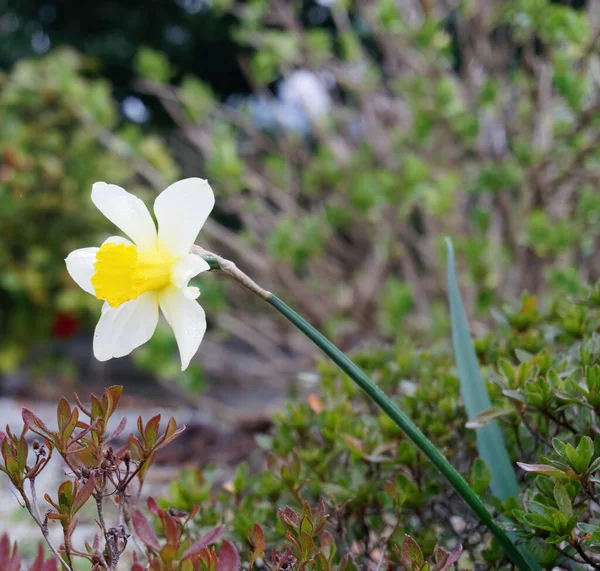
[159,283,600,569]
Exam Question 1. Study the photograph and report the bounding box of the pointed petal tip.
[91,181,107,196]
[65,247,99,296]
[154,178,215,256]
[159,286,206,372]
[91,182,157,249]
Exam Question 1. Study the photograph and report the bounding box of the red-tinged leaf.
[22,409,52,437]
[0,533,12,560]
[28,544,58,571]
[46,512,68,521]
[143,415,161,447]
[105,417,127,443]
[248,523,265,557]
[130,553,145,571]
[131,507,160,551]
[64,408,80,442]
[56,398,71,434]
[402,535,424,567]
[163,513,179,548]
[92,533,102,552]
[26,457,49,479]
[73,477,95,514]
[320,530,336,561]
[516,462,568,477]
[103,386,123,418]
[156,424,186,450]
[278,507,301,530]
[71,418,98,443]
[164,417,177,438]
[440,545,463,570]
[320,530,334,548]
[44,493,60,512]
[137,451,156,483]
[0,533,20,571]
[284,530,300,550]
[72,392,92,417]
[128,436,143,459]
[147,496,161,516]
[342,434,364,454]
[181,526,225,561]
[217,540,241,571]
[307,393,324,413]
[90,395,104,421]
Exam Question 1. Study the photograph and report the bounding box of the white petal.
[184,286,200,300]
[171,254,211,289]
[93,292,159,361]
[91,182,157,250]
[159,285,206,371]
[154,178,215,256]
[65,247,99,295]
[102,235,133,247]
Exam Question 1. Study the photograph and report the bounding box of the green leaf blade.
[445,238,519,500]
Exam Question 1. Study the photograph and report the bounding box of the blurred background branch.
[1,0,599,394]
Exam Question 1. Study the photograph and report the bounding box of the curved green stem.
[267,295,530,569]
[199,253,531,570]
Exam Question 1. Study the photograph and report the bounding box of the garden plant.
[1,178,600,570]
[2,1,600,570]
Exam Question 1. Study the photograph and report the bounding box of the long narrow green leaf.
[446,239,541,570]
[445,238,519,500]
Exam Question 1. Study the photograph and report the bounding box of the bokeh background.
[1,0,599,406]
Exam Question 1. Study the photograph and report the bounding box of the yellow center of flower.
[91,242,174,308]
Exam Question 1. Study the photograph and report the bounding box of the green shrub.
[135,0,600,358]
[160,283,600,569]
[0,48,177,374]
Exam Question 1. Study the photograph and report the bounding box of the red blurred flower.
[51,312,79,339]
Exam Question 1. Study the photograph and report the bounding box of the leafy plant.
[0,48,178,375]
[129,0,600,382]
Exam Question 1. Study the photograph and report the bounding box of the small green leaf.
[553,483,572,518]
[575,436,594,474]
[469,458,492,494]
[402,535,425,567]
[552,439,567,458]
[466,407,514,429]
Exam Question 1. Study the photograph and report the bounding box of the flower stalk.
[196,248,532,571]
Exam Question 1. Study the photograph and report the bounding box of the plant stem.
[197,250,532,570]
[24,480,72,571]
[267,294,531,570]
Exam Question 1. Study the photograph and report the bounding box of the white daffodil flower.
[65,178,214,370]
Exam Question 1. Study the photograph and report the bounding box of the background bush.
[161,284,600,569]
[0,49,177,375]
[2,1,600,382]
[132,0,600,376]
